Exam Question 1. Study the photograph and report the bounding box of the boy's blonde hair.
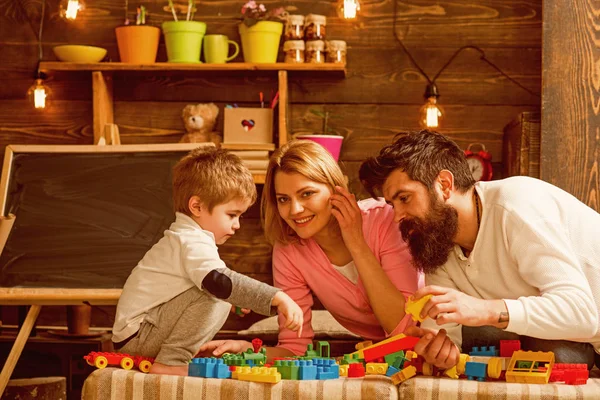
[261,140,347,245]
[173,147,257,214]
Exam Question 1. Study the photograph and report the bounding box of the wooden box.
[224,107,273,145]
[502,111,541,178]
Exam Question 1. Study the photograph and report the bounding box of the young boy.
[112,147,303,376]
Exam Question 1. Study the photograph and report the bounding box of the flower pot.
[296,134,344,161]
[239,21,283,63]
[162,21,207,63]
[115,25,160,64]
[67,304,92,334]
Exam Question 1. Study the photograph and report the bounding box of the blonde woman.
[200,140,423,359]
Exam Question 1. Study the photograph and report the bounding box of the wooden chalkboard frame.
[0,143,211,394]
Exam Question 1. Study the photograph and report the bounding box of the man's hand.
[198,340,253,357]
[272,291,303,337]
[413,285,506,327]
[405,326,460,369]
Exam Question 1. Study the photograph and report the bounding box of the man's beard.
[399,194,459,274]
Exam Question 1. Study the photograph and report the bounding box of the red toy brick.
[348,363,366,378]
[499,340,521,358]
[363,336,419,362]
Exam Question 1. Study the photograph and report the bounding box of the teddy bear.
[180,103,222,145]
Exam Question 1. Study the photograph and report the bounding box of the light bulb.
[28,79,49,110]
[419,83,444,129]
[420,97,443,128]
[60,0,85,20]
[338,0,360,20]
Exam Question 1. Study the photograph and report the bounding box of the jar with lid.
[283,40,305,63]
[306,40,326,64]
[326,40,347,65]
[304,14,327,40]
[284,15,305,40]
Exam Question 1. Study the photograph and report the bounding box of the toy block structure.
[236,366,281,383]
[405,294,433,323]
[505,350,555,384]
[469,346,498,357]
[500,340,521,358]
[390,366,417,385]
[550,363,589,385]
[189,358,231,379]
[243,347,267,365]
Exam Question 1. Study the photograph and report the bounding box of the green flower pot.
[162,21,207,63]
[239,21,283,63]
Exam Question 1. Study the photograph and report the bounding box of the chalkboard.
[0,144,208,289]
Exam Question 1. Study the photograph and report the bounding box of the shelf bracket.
[92,72,114,145]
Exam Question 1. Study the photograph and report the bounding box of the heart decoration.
[241,119,255,132]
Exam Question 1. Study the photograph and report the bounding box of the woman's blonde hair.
[261,140,347,245]
[173,146,256,214]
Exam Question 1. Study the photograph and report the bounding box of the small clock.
[464,143,493,181]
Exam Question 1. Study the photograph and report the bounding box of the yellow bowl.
[53,45,107,63]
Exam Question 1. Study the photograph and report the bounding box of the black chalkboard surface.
[0,144,206,289]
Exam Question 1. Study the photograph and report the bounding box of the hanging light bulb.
[28,74,50,110]
[419,83,444,129]
[338,0,360,20]
[60,0,85,20]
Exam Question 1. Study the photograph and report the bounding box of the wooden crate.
[502,112,541,178]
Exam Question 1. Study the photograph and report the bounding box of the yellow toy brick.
[456,353,470,375]
[506,350,554,384]
[355,340,374,350]
[366,363,388,375]
[236,366,281,383]
[405,294,433,323]
[339,364,349,377]
[391,365,417,385]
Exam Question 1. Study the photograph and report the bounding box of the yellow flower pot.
[239,21,283,63]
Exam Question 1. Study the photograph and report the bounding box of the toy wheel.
[487,358,502,379]
[120,357,134,370]
[94,356,108,369]
[138,360,152,373]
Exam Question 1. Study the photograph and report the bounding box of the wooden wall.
[0,0,542,329]
[541,0,600,211]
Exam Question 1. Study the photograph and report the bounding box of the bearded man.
[359,130,600,371]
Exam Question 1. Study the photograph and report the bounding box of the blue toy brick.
[316,363,340,380]
[386,365,400,377]
[469,346,498,357]
[465,361,487,382]
[298,360,318,380]
[187,358,233,379]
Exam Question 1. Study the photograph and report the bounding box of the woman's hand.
[197,340,253,357]
[330,186,365,249]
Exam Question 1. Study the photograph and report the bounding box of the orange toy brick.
[390,365,417,385]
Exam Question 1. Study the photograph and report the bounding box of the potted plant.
[239,1,286,63]
[115,5,161,63]
[163,0,206,63]
[296,109,344,161]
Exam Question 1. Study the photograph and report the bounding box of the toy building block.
[465,361,487,382]
[355,340,374,350]
[386,365,399,377]
[274,360,300,380]
[341,353,363,365]
[404,354,424,374]
[390,365,417,385]
[298,360,318,380]
[405,294,433,323]
[348,363,366,378]
[237,366,281,383]
[550,363,589,385]
[315,360,339,380]
[500,340,521,358]
[384,350,407,369]
[366,362,389,375]
[243,347,267,365]
[316,341,331,358]
[84,351,154,372]
[469,346,498,357]
[304,344,319,358]
[505,350,555,384]
[339,364,349,377]
[455,353,470,375]
[252,338,263,353]
[363,336,419,362]
[486,357,504,379]
[189,358,231,379]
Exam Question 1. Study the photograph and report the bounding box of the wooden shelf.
[39,62,347,77]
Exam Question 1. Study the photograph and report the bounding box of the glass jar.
[304,14,327,40]
[306,40,326,64]
[283,40,305,63]
[284,15,305,40]
[326,40,347,65]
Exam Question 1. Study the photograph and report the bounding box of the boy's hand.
[198,340,253,357]
[230,305,251,317]
[272,291,303,337]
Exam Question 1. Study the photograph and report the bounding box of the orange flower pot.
[115,25,161,64]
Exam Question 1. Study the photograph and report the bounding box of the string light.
[29,0,49,110]
[392,0,540,128]
[338,0,360,20]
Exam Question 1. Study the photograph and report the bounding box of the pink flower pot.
[296,134,344,161]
